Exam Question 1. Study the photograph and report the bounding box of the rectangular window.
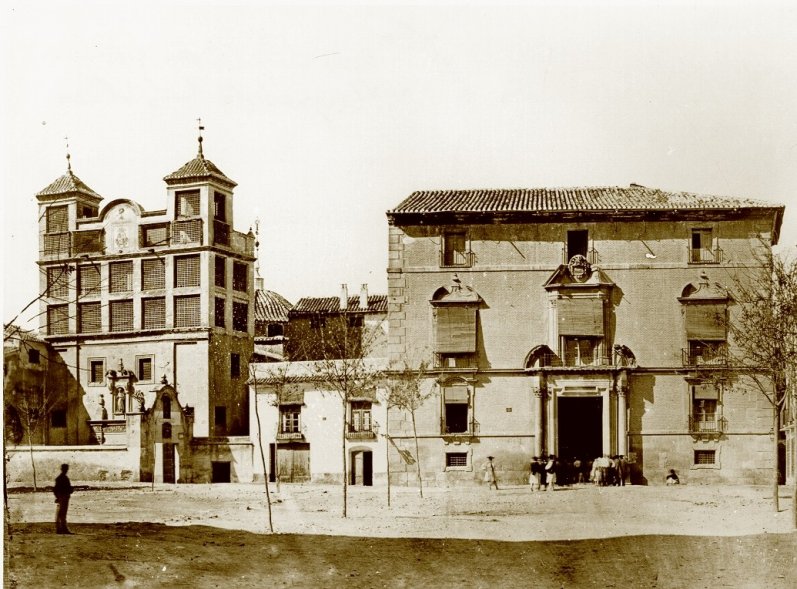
[348,315,364,328]
[690,229,717,263]
[441,232,469,267]
[141,224,169,248]
[174,295,201,328]
[46,205,68,233]
[230,352,241,379]
[214,406,227,436]
[142,297,166,329]
[89,359,105,385]
[79,205,97,219]
[434,306,477,353]
[446,453,468,467]
[109,261,133,293]
[562,337,600,366]
[558,298,604,336]
[50,410,67,428]
[110,300,134,332]
[232,262,248,292]
[141,258,165,290]
[47,267,70,299]
[28,349,40,364]
[47,304,69,335]
[79,264,101,297]
[137,357,153,382]
[280,405,301,433]
[686,340,728,366]
[350,401,372,432]
[215,296,226,327]
[309,315,326,329]
[684,304,727,341]
[79,302,102,333]
[175,255,201,288]
[567,229,589,261]
[176,190,200,218]
[443,384,470,434]
[215,255,226,288]
[73,230,103,254]
[213,192,226,221]
[694,450,716,465]
[232,301,248,332]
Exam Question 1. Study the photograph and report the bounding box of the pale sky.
[3,2,796,331]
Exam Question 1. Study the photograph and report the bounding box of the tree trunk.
[27,432,37,492]
[386,408,391,508]
[342,403,348,518]
[251,373,274,533]
[411,411,423,498]
[773,403,780,512]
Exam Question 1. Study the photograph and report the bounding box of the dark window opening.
[232,301,248,332]
[213,192,226,222]
[233,262,248,292]
[567,230,589,261]
[28,349,40,364]
[162,396,172,419]
[138,357,153,382]
[442,232,469,267]
[215,297,226,327]
[348,315,364,328]
[214,256,226,288]
[162,423,172,439]
[267,323,283,337]
[211,461,231,483]
[214,406,227,436]
[444,403,469,434]
[230,353,241,379]
[89,360,105,384]
[446,453,468,467]
[51,410,67,428]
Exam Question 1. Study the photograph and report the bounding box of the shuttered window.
[137,357,153,382]
[46,205,68,233]
[175,255,200,288]
[434,306,477,353]
[109,261,133,293]
[693,383,720,400]
[142,297,166,329]
[684,304,726,340]
[79,264,101,296]
[141,224,169,248]
[558,298,604,336]
[110,300,134,332]
[174,295,201,328]
[47,304,69,335]
[141,258,165,290]
[79,302,102,333]
[47,267,70,298]
[176,190,200,218]
[443,384,469,404]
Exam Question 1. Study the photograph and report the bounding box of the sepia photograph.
[3,1,797,587]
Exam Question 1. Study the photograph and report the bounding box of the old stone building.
[25,134,256,482]
[385,186,785,486]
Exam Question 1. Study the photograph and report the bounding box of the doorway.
[557,396,603,461]
[163,443,175,483]
[350,450,373,486]
[277,443,310,482]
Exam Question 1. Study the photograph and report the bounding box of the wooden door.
[163,443,175,483]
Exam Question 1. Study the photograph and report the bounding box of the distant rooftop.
[291,295,388,315]
[254,289,293,323]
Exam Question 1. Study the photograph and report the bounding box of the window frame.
[349,401,373,433]
[141,296,166,330]
[109,299,134,332]
[79,301,102,333]
[136,355,155,384]
[280,405,302,434]
[141,258,166,291]
[230,352,241,379]
[47,267,70,299]
[88,358,105,385]
[174,295,201,328]
[214,255,226,288]
[232,261,248,292]
[78,264,102,297]
[232,300,248,333]
[174,254,201,289]
[176,189,201,219]
[441,231,470,268]
[215,296,226,328]
[445,451,470,471]
[47,304,70,335]
[109,261,133,294]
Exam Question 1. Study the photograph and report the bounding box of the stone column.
[617,385,628,456]
[533,386,544,457]
[602,388,611,456]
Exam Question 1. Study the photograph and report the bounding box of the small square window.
[446,453,468,468]
[51,410,67,428]
[694,450,716,465]
[28,349,40,364]
[89,359,105,385]
[137,357,153,382]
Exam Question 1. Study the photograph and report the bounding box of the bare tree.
[384,358,433,498]
[722,250,796,520]
[248,363,274,533]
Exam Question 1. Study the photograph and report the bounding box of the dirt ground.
[4,482,797,588]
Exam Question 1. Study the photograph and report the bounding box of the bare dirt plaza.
[5,481,797,588]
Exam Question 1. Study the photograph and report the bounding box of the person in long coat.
[53,463,74,534]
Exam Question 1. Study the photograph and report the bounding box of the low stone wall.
[6,446,136,484]
[189,437,254,483]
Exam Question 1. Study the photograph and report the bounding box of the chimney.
[339,284,348,311]
[359,284,368,310]
[255,277,264,291]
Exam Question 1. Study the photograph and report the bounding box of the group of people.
[527,454,631,490]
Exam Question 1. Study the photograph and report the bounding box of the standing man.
[54,463,74,534]
[484,456,499,490]
[545,455,558,491]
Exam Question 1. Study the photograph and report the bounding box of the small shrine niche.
[106,359,138,416]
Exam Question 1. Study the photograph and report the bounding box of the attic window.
[46,206,68,233]
[176,190,200,218]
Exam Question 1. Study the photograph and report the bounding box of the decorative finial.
[452,273,462,291]
[65,136,72,172]
[197,118,204,158]
[254,218,261,278]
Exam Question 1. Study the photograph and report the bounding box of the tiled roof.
[291,295,388,315]
[163,155,237,188]
[389,186,781,215]
[255,289,293,323]
[36,170,102,200]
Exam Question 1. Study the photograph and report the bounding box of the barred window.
[176,190,200,218]
[694,450,716,465]
[141,258,165,290]
[137,357,153,382]
[215,255,226,288]
[79,264,101,297]
[47,267,70,298]
[215,296,226,327]
[175,255,201,288]
[79,302,102,333]
[446,453,468,468]
[142,297,166,330]
[109,261,133,293]
[89,359,105,384]
[232,301,248,332]
[175,295,201,328]
[110,300,134,332]
[46,205,68,233]
[47,304,69,335]
[233,262,248,292]
[141,224,169,248]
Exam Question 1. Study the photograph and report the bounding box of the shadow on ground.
[5,522,797,589]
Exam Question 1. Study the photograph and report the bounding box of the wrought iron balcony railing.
[688,247,723,265]
[689,414,726,435]
[276,430,304,441]
[682,344,729,367]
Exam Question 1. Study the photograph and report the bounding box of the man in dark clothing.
[54,463,74,534]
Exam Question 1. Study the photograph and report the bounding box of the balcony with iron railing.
[441,420,480,440]
[682,343,729,367]
[276,429,304,441]
[346,427,377,441]
[689,414,726,437]
[688,246,723,265]
[213,219,230,247]
[440,249,474,268]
